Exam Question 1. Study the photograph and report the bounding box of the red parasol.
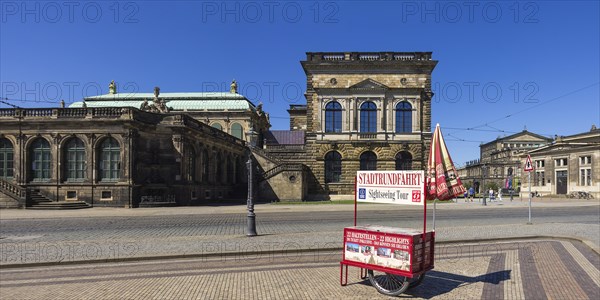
[426,124,466,200]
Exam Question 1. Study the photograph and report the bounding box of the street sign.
[356,171,425,205]
[524,155,534,172]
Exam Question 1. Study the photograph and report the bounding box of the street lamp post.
[482,164,487,206]
[246,155,257,236]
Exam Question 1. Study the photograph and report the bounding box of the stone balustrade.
[306,52,432,62]
[0,177,26,201]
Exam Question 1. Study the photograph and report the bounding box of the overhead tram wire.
[0,97,76,104]
[441,81,599,138]
[0,99,21,108]
[465,81,599,130]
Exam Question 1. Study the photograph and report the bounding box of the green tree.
[485,181,499,191]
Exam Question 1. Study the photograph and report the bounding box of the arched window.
[30,138,51,181]
[202,149,209,183]
[360,151,377,171]
[186,147,195,182]
[0,138,14,179]
[212,123,222,131]
[360,102,377,133]
[231,123,243,139]
[65,138,86,181]
[395,151,413,170]
[395,102,412,133]
[325,151,342,183]
[99,138,120,181]
[325,101,342,133]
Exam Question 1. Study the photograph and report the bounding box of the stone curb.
[1,235,597,270]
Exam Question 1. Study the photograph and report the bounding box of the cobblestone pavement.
[1,239,598,299]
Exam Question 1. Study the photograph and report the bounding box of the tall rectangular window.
[579,156,592,186]
[0,139,14,179]
[30,138,51,181]
[325,101,342,133]
[535,171,545,186]
[395,102,412,133]
[360,102,377,133]
[99,138,120,181]
[65,138,86,181]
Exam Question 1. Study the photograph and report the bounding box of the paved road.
[1,206,597,239]
[1,239,598,299]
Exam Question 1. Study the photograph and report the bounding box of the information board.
[356,170,425,205]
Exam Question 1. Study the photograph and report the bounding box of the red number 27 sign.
[412,190,421,202]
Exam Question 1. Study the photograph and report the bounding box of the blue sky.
[1,1,599,166]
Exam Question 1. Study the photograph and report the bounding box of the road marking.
[561,241,600,286]
[503,250,525,300]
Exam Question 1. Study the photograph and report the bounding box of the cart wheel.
[408,273,425,289]
[367,269,411,296]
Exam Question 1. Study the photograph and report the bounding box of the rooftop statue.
[109,80,117,94]
[140,99,150,111]
[230,79,238,93]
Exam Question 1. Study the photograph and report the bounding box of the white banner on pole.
[356,171,425,205]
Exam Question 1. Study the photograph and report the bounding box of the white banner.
[356,171,425,205]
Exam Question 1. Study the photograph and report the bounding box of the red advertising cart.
[340,170,434,296]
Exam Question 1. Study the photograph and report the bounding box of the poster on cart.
[343,226,429,272]
[356,170,425,205]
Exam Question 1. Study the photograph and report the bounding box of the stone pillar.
[52,134,61,184]
[380,96,386,132]
[86,134,95,183]
[15,134,25,185]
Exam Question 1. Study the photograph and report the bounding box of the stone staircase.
[261,163,305,181]
[27,190,91,210]
[0,178,24,208]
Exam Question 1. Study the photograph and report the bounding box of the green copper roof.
[84,92,247,101]
[72,92,257,111]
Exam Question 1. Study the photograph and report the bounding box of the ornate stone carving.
[172,134,184,156]
[50,133,61,144]
[139,87,172,113]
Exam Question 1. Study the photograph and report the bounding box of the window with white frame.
[535,160,545,168]
[555,158,568,167]
[579,155,592,186]
[580,156,591,165]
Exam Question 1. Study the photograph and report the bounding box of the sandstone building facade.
[458,130,553,193]
[1,51,438,207]
[262,52,437,199]
[519,127,600,198]
[0,108,248,208]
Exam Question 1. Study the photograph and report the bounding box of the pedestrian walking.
[498,188,503,201]
[468,187,475,202]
